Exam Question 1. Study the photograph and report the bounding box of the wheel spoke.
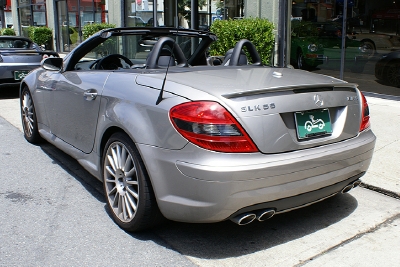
[121,194,128,220]
[124,195,133,218]
[126,179,138,186]
[105,165,117,178]
[125,165,136,178]
[111,146,120,169]
[126,187,138,201]
[126,193,137,212]
[120,147,128,171]
[107,185,117,196]
[107,154,117,172]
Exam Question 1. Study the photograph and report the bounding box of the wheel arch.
[99,126,130,165]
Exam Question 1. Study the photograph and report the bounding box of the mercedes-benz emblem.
[314,94,324,107]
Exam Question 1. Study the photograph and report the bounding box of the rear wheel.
[361,39,376,58]
[385,61,400,87]
[102,132,163,232]
[20,87,42,144]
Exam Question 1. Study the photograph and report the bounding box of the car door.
[44,70,109,153]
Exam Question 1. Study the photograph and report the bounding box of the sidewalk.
[361,93,400,197]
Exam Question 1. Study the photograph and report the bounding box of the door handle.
[83,89,98,100]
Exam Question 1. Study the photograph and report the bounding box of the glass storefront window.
[17,0,48,36]
[55,0,108,52]
[289,0,400,97]
[125,0,154,27]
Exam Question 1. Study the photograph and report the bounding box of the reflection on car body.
[20,27,376,231]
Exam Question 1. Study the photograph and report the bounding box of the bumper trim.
[228,172,365,220]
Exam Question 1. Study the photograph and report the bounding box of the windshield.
[80,33,204,65]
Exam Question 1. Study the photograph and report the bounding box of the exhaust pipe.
[353,179,362,188]
[230,213,256,225]
[342,179,362,194]
[341,184,354,194]
[256,209,275,222]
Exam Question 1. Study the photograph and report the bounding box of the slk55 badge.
[241,103,276,112]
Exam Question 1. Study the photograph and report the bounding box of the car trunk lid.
[137,67,365,154]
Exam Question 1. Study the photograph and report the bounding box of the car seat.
[13,40,25,48]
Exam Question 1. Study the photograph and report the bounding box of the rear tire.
[102,132,164,232]
[385,61,400,87]
[20,86,43,144]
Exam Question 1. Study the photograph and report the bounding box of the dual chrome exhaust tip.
[341,179,362,194]
[230,209,276,225]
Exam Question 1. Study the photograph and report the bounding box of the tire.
[297,50,311,70]
[385,61,400,87]
[20,86,43,144]
[102,132,164,232]
[361,40,376,58]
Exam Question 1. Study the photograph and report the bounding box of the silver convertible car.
[0,36,59,87]
[20,27,376,231]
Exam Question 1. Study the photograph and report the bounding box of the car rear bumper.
[0,63,40,82]
[138,130,376,223]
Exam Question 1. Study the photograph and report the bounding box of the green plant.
[0,28,16,36]
[82,23,116,40]
[209,18,275,65]
[28,26,53,47]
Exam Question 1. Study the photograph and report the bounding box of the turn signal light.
[170,101,258,153]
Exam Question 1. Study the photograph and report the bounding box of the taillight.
[170,101,258,153]
[359,92,370,132]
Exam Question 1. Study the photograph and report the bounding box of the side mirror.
[41,57,63,71]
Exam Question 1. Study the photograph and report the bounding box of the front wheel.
[297,50,311,70]
[102,132,163,232]
[20,87,43,144]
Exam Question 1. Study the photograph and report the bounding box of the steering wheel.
[146,37,188,69]
[92,54,133,70]
[229,39,262,66]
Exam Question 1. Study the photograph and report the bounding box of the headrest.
[157,48,176,67]
[222,48,248,66]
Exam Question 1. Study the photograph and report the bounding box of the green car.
[291,21,369,72]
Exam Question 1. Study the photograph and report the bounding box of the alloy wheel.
[21,90,35,138]
[104,141,139,222]
[386,63,400,87]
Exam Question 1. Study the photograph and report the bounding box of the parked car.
[0,36,59,87]
[351,31,400,57]
[291,21,370,72]
[20,27,376,232]
[375,50,400,87]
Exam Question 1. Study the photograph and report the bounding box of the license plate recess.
[295,109,332,139]
[14,70,30,81]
